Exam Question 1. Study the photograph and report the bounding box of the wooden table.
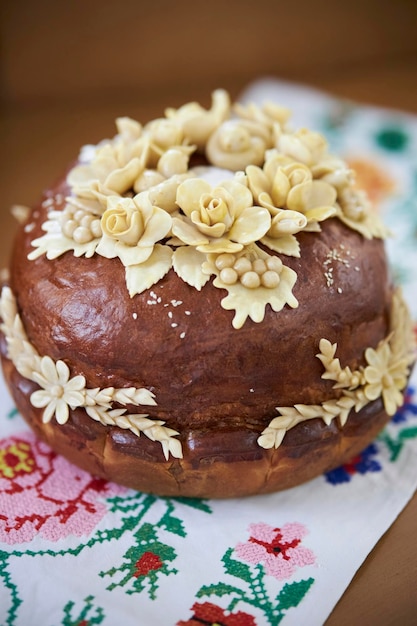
[1,1,416,623]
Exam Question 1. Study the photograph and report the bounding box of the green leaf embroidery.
[197,582,244,599]
[222,548,254,584]
[399,427,417,440]
[171,497,212,514]
[159,510,186,538]
[276,578,315,610]
[61,595,105,626]
[379,425,417,462]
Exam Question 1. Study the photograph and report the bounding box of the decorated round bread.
[1,90,415,498]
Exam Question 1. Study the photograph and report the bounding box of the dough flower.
[248,153,337,227]
[30,357,86,425]
[246,152,337,256]
[206,119,269,170]
[67,143,146,197]
[172,177,271,254]
[363,342,408,415]
[165,88,231,150]
[274,126,328,167]
[97,194,172,266]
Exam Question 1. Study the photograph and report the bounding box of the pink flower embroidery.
[0,432,126,544]
[235,522,315,580]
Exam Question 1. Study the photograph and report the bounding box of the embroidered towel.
[1,79,417,626]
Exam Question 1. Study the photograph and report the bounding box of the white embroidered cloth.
[1,79,417,626]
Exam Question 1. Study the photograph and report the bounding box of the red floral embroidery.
[0,433,125,544]
[235,522,315,580]
[0,440,36,479]
[177,601,257,626]
[133,551,163,577]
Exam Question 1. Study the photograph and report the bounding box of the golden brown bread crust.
[10,180,391,421]
[0,174,397,497]
[1,336,390,497]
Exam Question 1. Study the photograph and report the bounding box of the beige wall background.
[1,0,417,224]
[2,0,417,109]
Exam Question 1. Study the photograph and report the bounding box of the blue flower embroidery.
[325,444,382,485]
[391,386,417,424]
